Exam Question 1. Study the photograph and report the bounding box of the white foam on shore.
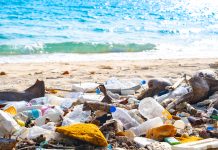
[0,49,218,63]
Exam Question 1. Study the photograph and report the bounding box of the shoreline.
[0,58,217,92]
[0,51,218,63]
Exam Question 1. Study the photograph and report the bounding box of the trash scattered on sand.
[0,69,218,150]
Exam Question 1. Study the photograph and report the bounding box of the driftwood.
[167,70,218,110]
[0,80,45,102]
[98,84,113,104]
[137,79,172,100]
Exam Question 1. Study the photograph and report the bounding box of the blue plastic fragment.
[206,126,214,131]
[110,106,116,113]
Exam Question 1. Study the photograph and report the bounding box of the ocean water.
[0,0,218,59]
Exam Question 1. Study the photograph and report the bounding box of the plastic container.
[138,97,172,119]
[129,117,163,136]
[112,108,140,129]
[35,106,64,126]
[0,110,20,137]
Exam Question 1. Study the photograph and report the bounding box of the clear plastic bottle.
[129,117,163,136]
[138,97,172,119]
[112,108,139,130]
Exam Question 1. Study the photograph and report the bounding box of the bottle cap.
[32,109,41,118]
[96,88,101,94]
[206,126,214,131]
[141,80,146,85]
[110,106,116,113]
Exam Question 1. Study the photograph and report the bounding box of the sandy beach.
[0,58,217,92]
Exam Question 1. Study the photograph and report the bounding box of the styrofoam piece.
[72,82,99,92]
[134,137,156,147]
[172,138,218,150]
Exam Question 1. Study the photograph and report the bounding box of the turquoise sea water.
[1,0,218,55]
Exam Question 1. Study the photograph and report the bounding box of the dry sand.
[0,58,218,93]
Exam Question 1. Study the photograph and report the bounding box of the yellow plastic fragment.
[16,119,25,127]
[146,124,177,141]
[4,106,17,115]
[176,136,203,143]
[56,123,108,147]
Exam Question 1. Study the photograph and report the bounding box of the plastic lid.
[110,106,116,113]
[96,88,101,94]
[32,109,41,118]
[141,80,146,85]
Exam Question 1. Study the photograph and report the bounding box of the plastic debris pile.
[0,70,218,150]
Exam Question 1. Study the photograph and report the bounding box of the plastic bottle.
[129,117,163,136]
[35,106,64,126]
[138,97,172,119]
[171,86,189,97]
[112,108,139,130]
[22,109,42,119]
[83,101,116,113]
